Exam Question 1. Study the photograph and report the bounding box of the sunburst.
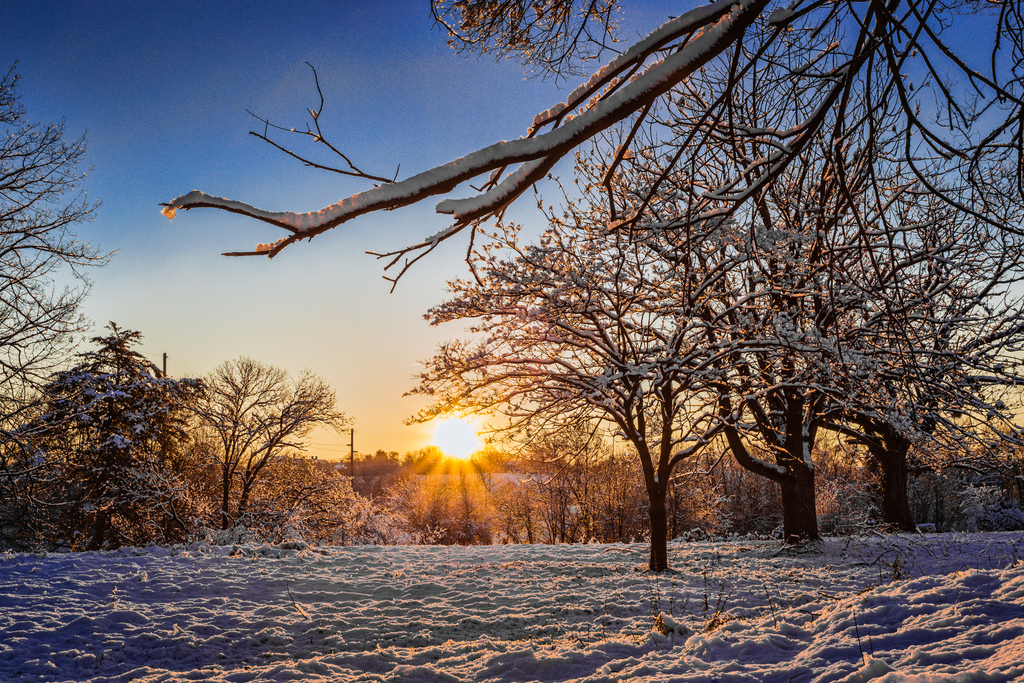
[432,417,482,459]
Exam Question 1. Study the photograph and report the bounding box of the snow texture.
[2,532,1023,681]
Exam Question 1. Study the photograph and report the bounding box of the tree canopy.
[19,325,201,550]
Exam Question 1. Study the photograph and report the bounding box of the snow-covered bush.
[0,436,65,551]
[667,454,737,538]
[197,455,404,546]
[948,483,1024,532]
[909,465,1024,533]
[699,451,781,537]
[816,476,878,536]
[332,493,409,545]
[814,447,880,536]
[978,504,1024,532]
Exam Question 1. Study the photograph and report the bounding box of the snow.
[2,532,1022,682]
[436,157,551,222]
[529,0,741,131]
[767,8,797,26]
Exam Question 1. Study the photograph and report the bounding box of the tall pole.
[349,428,355,478]
[162,352,167,378]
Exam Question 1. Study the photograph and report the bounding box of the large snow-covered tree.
[413,25,1024,553]
[162,2,1024,283]
[593,17,1024,540]
[20,325,201,550]
[821,189,1024,530]
[409,206,744,570]
[190,357,348,530]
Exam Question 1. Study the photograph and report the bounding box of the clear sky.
[3,1,679,458]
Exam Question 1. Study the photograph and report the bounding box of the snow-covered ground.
[2,532,1023,682]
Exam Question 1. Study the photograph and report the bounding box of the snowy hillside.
[2,532,1023,682]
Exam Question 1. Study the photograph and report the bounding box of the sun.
[433,417,482,460]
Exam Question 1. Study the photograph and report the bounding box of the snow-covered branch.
[162,0,768,260]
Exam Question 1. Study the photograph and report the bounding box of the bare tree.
[190,357,349,530]
[0,65,107,403]
[594,19,1024,541]
[162,2,1024,288]
[0,66,111,550]
[822,189,1024,530]
[523,427,608,543]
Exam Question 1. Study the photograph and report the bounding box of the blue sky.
[2,1,681,456]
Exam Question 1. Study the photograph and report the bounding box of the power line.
[164,355,200,378]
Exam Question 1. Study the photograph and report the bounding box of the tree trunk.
[237,478,254,526]
[724,423,819,542]
[220,468,232,530]
[669,482,677,540]
[862,422,915,532]
[779,463,818,542]
[877,444,915,531]
[86,509,107,551]
[648,487,669,571]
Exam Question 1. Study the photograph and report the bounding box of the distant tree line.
[2,322,1020,553]
[335,427,1024,549]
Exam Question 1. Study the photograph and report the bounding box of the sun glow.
[433,417,482,460]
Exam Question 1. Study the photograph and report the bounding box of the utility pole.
[162,353,168,378]
[349,428,355,479]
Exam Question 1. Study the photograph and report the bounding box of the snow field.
[1,532,1022,682]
